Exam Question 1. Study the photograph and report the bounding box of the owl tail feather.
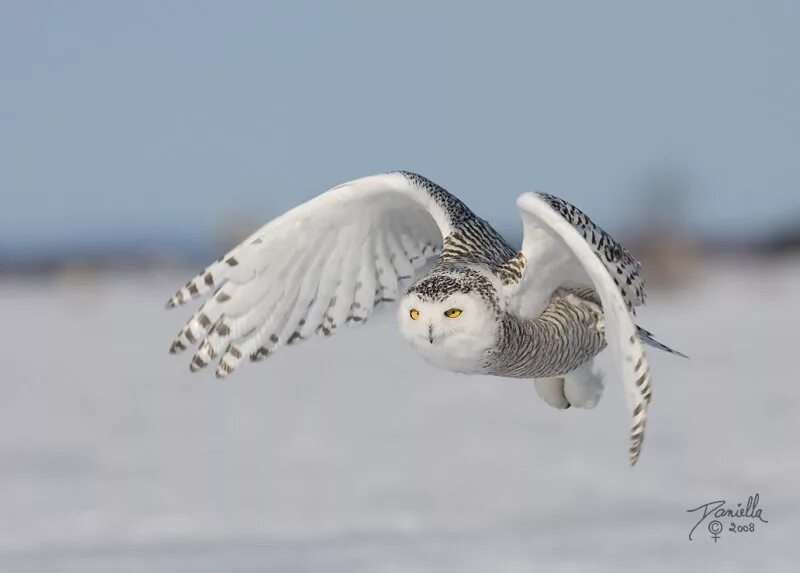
[636,326,688,358]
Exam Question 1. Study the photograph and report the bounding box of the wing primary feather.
[236,253,316,365]
[374,231,399,303]
[385,224,416,281]
[215,237,331,376]
[184,248,300,366]
[201,242,317,374]
[322,233,363,336]
[348,232,377,325]
[298,229,352,339]
[275,240,331,345]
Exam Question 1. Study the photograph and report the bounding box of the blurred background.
[1,1,798,571]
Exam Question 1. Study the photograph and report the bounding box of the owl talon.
[533,377,571,409]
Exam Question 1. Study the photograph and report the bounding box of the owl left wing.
[513,192,651,466]
[164,171,513,378]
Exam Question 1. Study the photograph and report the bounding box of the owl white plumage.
[165,171,684,465]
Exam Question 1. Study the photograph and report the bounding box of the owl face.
[397,288,498,373]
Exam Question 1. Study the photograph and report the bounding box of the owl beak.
[428,324,435,344]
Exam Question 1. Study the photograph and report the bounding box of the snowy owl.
[165,171,684,465]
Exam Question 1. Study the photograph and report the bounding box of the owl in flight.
[166,171,684,465]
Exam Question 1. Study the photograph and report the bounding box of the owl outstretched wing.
[165,171,512,377]
[514,192,652,465]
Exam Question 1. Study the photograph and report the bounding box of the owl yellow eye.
[444,308,462,318]
[409,308,420,320]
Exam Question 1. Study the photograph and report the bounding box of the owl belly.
[487,300,606,379]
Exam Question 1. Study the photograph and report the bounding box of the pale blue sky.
[2,1,799,254]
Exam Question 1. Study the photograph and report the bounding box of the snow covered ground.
[1,258,798,572]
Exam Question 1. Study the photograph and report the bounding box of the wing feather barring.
[165,171,685,465]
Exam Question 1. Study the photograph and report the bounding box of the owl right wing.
[165,171,511,377]
[514,192,652,466]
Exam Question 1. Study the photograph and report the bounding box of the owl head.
[397,268,500,372]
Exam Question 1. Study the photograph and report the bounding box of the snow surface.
[1,259,798,571]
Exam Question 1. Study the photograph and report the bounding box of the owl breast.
[401,322,498,375]
[414,337,494,374]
